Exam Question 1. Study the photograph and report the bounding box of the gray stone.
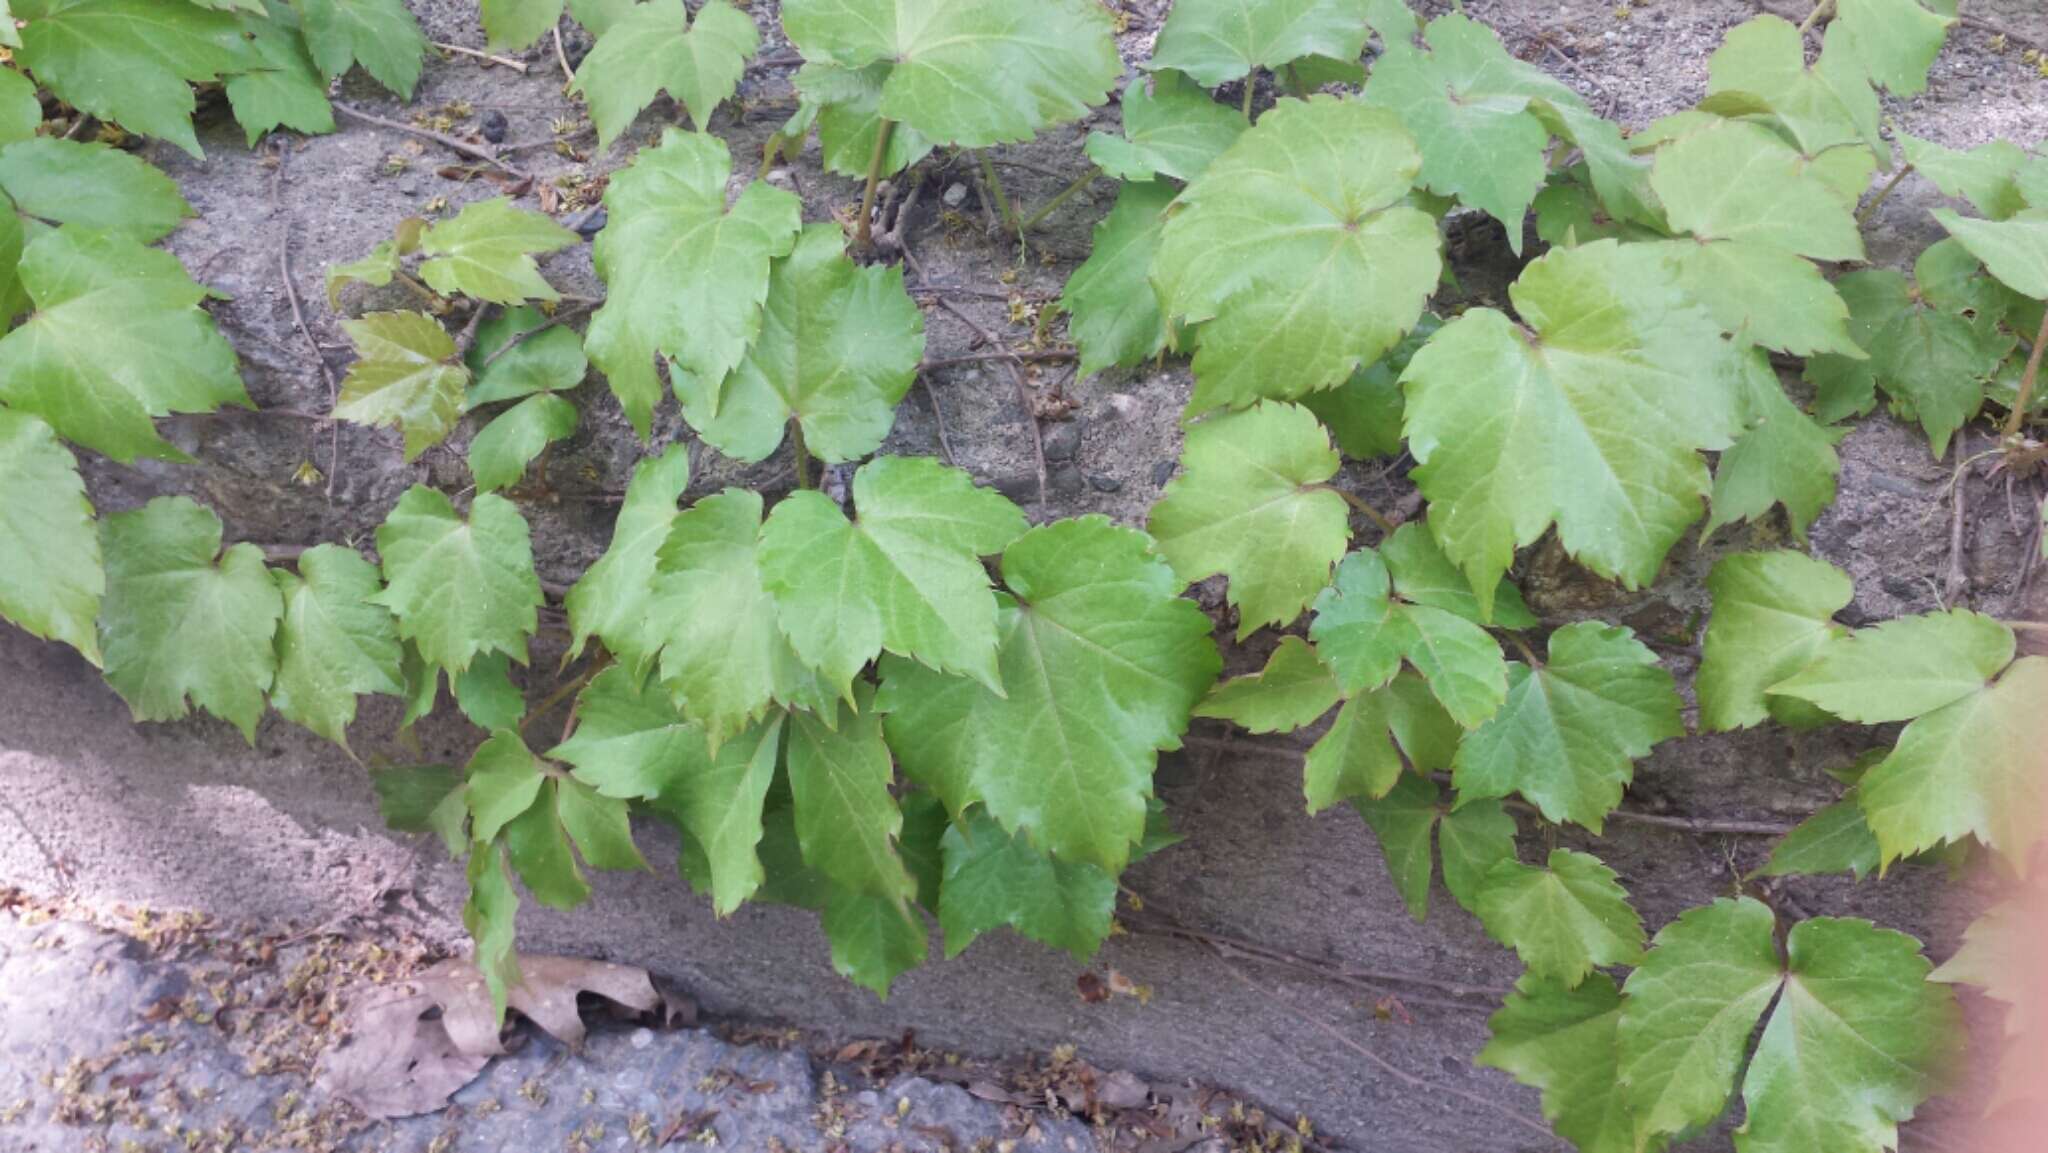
[1042,420,1083,462]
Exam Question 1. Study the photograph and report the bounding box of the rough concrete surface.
[3,0,2047,1150]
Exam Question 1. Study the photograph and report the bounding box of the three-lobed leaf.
[1352,772,1517,921]
[1473,848,1644,988]
[418,198,578,305]
[573,0,758,147]
[563,445,689,679]
[1084,69,1245,184]
[469,393,578,494]
[372,485,542,676]
[0,138,191,243]
[334,310,469,461]
[295,0,426,96]
[1480,974,1654,1153]
[1149,0,1374,88]
[269,543,403,746]
[938,807,1116,961]
[13,0,248,157]
[1698,550,1852,731]
[1769,610,2014,724]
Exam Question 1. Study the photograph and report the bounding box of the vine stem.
[856,119,897,252]
[977,151,1022,235]
[479,302,593,368]
[790,420,813,490]
[1241,70,1257,120]
[520,655,607,737]
[1017,167,1099,234]
[1503,632,1543,668]
[432,41,528,73]
[1796,0,1834,36]
[2004,306,2048,440]
[1325,487,1397,534]
[1856,163,1914,226]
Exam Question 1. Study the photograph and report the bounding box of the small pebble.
[1050,464,1087,496]
[480,110,508,144]
[1088,474,1122,493]
[1151,460,1177,486]
[629,1028,654,1050]
[942,183,968,207]
[1042,421,1082,462]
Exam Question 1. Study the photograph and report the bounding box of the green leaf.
[563,445,689,678]
[335,311,469,461]
[269,544,403,746]
[1935,208,2048,301]
[568,0,636,36]
[1705,353,1845,539]
[452,652,525,732]
[0,0,17,47]
[555,776,646,871]
[1062,181,1174,380]
[1702,17,1883,160]
[1474,849,1644,987]
[1479,975,1656,1153]
[1308,548,1412,694]
[0,138,190,242]
[586,129,801,436]
[418,198,577,305]
[787,62,934,179]
[464,841,521,1018]
[678,223,924,465]
[465,306,588,408]
[323,218,423,309]
[464,729,546,843]
[1834,0,1952,97]
[1303,673,1458,812]
[480,0,560,50]
[821,888,926,997]
[650,489,827,748]
[1758,798,1881,881]
[224,1,334,145]
[0,408,101,664]
[1698,550,1852,732]
[13,0,247,157]
[1403,240,1741,610]
[939,807,1116,961]
[293,0,426,98]
[1149,0,1373,88]
[1195,636,1341,735]
[1653,237,1860,359]
[1900,132,2029,220]
[573,0,756,146]
[1379,520,1537,629]
[372,486,542,676]
[1084,70,1245,184]
[1150,402,1350,637]
[505,778,590,909]
[878,517,1220,874]
[1769,610,2014,723]
[549,664,701,800]
[0,66,41,144]
[760,456,1025,699]
[1156,97,1442,413]
[98,496,281,741]
[1352,762,1511,920]
[786,685,915,902]
[1437,796,1516,914]
[1859,656,2048,871]
[780,0,1119,149]
[371,763,467,855]
[469,393,577,493]
[1453,622,1682,831]
[646,712,784,914]
[0,226,246,464]
[398,640,439,729]
[1653,120,1863,261]
[1298,316,1437,461]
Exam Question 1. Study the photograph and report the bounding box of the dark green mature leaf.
[1302,673,1458,813]
[787,685,915,902]
[1453,622,1682,831]
[335,311,469,461]
[371,763,467,855]
[1154,96,1442,413]
[1195,636,1341,736]
[780,0,1120,150]
[1480,975,1657,1153]
[1351,771,1515,921]
[466,306,588,408]
[1474,849,1644,988]
[1758,798,1882,881]
[270,544,403,746]
[0,138,190,243]
[294,0,426,97]
[13,0,247,157]
[0,226,246,464]
[646,712,784,914]
[549,664,702,800]
[1084,70,1245,184]
[573,0,758,147]
[419,198,578,305]
[464,841,521,1017]
[1299,315,1438,461]
[1063,181,1174,379]
[1149,402,1351,637]
[678,223,925,465]
[469,393,577,493]
[878,517,1220,874]
[564,445,689,679]
[98,497,282,741]
[507,779,589,908]
[224,1,334,145]
[761,456,1025,698]
[0,408,101,664]
[1149,0,1373,87]
[586,129,801,435]
[1834,0,1952,97]
[1936,207,2048,301]
[452,652,524,732]
[822,888,926,997]
[372,486,542,676]
[1702,16,1883,160]
[939,808,1116,961]
[1698,550,1852,732]
[1769,610,2014,723]
[1403,241,1740,612]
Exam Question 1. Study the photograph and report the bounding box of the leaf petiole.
[856,119,898,251]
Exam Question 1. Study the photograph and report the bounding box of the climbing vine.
[0,0,2044,1149]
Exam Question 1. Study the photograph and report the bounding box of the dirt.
[3,1,2046,1150]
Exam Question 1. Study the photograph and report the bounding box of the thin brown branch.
[922,378,958,466]
[1958,13,2046,55]
[919,349,1076,371]
[278,224,342,499]
[935,297,1048,509]
[1947,436,1973,607]
[433,41,530,72]
[479,302,594,368]
[551,25,576,85]
[2004,307,2048,440]
[332,101,530,180]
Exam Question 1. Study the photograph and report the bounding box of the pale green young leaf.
[586,129,801,436]
[1308,548,1413,695]
[465,305,588,408]
[505,778,590,909]
[788,62,933,179]
[1757,799,1881,880]
[1303,673,1458,812]
[1698,550,1853,732]
[0,66,40,144]
[98,497,279,741]
[1653,238,1860,359]
[1399,604,1506,729]
[468,393,577,493]
[464,842,520,1018]
[0,138,190,242]
[1063,181,1174,379]
[787,686,915,902]
[1148,0,1373,88]
[1706,354,1846,539]
[572,0,757,146]
[780,0,1120,150]
[1934,208,2048,301]
[1298,315,1438,461]
[371,764,468,856]
[1084,70,1245,184]
[224,1,334,145]
[1480,975,1656,1153]
[0,226,246,464]
[678,223,924,465]
[548,664,703,800]
[1769,610,2014,723]
[1149,402,1351,637]
[0,409,101,664]
[1378,520,1538,629]
[452,652,524,732]
[335,311,469,461]
[323,221,421,310]
[1901,133,2029,220]
[372,486,541,676]
[480,0,560,50]
[1859,657,2048,871]
[464,729,545,843]
[1454,622,1682,831]
[293,0,426,98]
[650,489,826,748]
[1194,636,1341,735]
[1651,119,1864,261]
[1702,17,1883,160]
[419,198,577,305]
[0,0,17,47]
[563,445,689,678]
[12,0,247,157]
[822,888,926,997]
[877,517,1220,874]
[760,456,1026,698]
[269,544,403,746]
[1154,96,1442,412]
[1474,849,1645,988]
[1834,0,1952,97]
[1403,241,1741,611]
[939,807,1116,961]
[647,712,783,914]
